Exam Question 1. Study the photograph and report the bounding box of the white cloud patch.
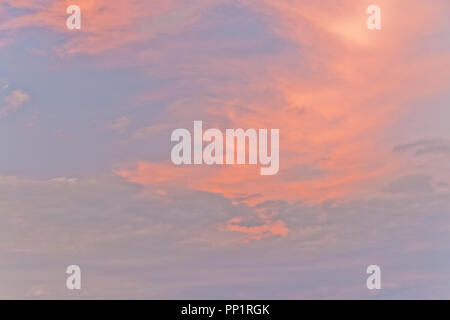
[0,89,29,118]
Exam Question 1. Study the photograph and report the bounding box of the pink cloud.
[0,0,216,55]
[116,0,449,204]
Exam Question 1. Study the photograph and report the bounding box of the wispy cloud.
[0,89,29,118]
[0,0,220,56]
[107,116,132,134]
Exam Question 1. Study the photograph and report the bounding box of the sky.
[0,0,450,299]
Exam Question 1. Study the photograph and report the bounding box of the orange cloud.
[116,0,449,206]
[219,217,289,241]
